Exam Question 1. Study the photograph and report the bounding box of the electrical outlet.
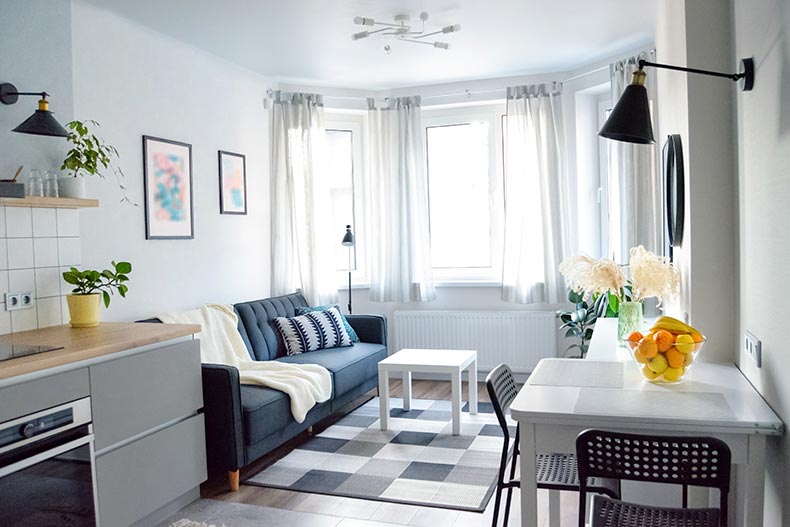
[4,292,33,312]
[745,330,762,368]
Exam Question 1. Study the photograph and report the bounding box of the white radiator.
[392,310,557,374]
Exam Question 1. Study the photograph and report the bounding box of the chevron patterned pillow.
[273,306,354,356]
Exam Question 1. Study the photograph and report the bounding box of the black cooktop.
[0,344,64,362]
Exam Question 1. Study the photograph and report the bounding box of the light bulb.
[434,41,449,49]
[353,17,374,26]
[442,24,461,33]
[351,31,369,41]
[420,11,429,22]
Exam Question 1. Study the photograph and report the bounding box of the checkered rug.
[244,397,515,512]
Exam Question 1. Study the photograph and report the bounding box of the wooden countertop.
[0,322,201,381]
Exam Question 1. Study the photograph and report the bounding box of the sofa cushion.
[234,293,309,361]
[276,342,387,398]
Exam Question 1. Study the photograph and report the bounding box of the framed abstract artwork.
[218,150,247,215]
[142,136,194,239]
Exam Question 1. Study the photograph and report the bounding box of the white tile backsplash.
[32,208,57,237]
[58,237,81,266]
[7,238,34,269]
[11,307,37,332]
[0,205,80,334]
[6,207,32,238]
[35,267,61,298]
[56,209,80,237]
[36,297,61,328]
[33,238,59,268]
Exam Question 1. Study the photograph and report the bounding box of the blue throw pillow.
[274,306,354,356]
[295,304,360,343]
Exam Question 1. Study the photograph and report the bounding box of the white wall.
[69,0,272,322]
[731,0,790,523]
[656,0,737,362]
[0,0,73,180]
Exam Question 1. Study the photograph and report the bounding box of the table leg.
[739,434,766,527]
[379,369,389,431]
[519,422,539,527]
[468,358,478,415]
[403,370,412,411]
[451,369,461,435]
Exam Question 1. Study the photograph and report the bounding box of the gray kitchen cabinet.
[0,368,89,422]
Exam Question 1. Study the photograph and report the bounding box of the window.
[423,105,505,282]
[325,112,367,285]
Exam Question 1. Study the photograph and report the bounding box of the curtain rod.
[265,64,612,104]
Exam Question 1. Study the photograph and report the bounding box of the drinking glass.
[43,170,59,198]
[27,169,44,197]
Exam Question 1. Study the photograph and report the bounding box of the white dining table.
[510,356,783,527]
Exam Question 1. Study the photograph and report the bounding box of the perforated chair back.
[486,364,519,438]
[576,429,731,527]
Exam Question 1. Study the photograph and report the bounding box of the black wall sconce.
[599,58,755,144]
[0,82,69,137]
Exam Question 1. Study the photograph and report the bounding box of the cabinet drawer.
[96,414,206,527]
[0,368,89,422]
[90,340,202,451]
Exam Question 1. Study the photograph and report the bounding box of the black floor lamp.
[341,225,355,314]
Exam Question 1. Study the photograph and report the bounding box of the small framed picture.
[218,150,247,215]
[142,136,194,239]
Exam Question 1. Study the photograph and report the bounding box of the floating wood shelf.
[0,196,99,209]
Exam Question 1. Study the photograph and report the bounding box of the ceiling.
[85,0,657,90]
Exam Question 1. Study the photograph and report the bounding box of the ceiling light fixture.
[351,12,461,52]
[599,58,755,145]
[0,82,69,137]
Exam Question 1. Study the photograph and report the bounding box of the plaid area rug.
[244,397,515,512]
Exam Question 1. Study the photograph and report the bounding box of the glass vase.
[617,301,643,344]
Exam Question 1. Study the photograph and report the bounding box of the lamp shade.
[341,225,355,246]
[12,99,69,137]
[598,71,655,145]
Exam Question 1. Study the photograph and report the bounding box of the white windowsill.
[337,280,502,291]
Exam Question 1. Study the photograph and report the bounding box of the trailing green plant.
[557,290,609,358]
[63,261,132,308]
[61,120,137,206]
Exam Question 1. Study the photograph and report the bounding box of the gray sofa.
[171,293,387,490]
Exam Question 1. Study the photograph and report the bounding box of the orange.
[666,348,685,368]
[627,331,644,342]
[653,330,675,352]
[637,337,658,358]
[691,333,704,343]
[633,349,648,364]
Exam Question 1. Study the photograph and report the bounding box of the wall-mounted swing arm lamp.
[0,82,70,137]
[599,57,755,145]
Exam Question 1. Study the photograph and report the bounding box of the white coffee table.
[378,348,478,436]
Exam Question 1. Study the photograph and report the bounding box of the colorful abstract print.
[274,307,354,355]
[222,157,245,210]
[153,152,188,222]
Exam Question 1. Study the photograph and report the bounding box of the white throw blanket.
[158,304,332,423]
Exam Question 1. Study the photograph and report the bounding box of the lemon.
[642,365,661,380]
[684,352,694,366]
[675,334,694,354]
[647,354,669,374]
[663,367,685,382]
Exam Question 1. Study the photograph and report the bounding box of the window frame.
[421,103,506,284]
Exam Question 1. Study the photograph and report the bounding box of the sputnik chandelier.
[351,11,461,53]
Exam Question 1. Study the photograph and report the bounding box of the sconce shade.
[341,225,355,246]
[12,106,70,137]
[598,71,655,145]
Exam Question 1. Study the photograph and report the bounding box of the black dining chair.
[576,429,732,527]
[485,364,620,527]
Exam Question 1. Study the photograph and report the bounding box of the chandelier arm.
[413,30,442,39]
[401,39,437,46]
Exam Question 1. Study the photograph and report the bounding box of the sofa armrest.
[202,363,245,474]
[346,314,387,345]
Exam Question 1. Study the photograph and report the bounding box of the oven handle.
[0,433,94,478]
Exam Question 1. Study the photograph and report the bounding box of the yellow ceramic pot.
[66,293,102,328]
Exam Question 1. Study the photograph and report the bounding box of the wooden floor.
[188,379,579,527]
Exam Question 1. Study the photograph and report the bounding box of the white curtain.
[501,84,571,304]
[367,96,436,303]
[270,91,338,306]
[607,50,662,262]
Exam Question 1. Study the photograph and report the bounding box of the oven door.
[0,424,98,526]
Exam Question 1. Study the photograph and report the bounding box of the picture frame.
[142,135,194,239]
[218,150,247,215]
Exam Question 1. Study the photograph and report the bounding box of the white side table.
[378,348,477,436]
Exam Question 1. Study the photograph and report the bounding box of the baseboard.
[130,486,200,527]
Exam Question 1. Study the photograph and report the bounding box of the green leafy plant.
[557,290,607,358]
[63,261,132,308]
[61,120,137,206]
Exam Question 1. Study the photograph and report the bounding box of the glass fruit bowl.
[623,330,706,384]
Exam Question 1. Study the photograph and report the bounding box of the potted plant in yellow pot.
[62,261,132,327]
